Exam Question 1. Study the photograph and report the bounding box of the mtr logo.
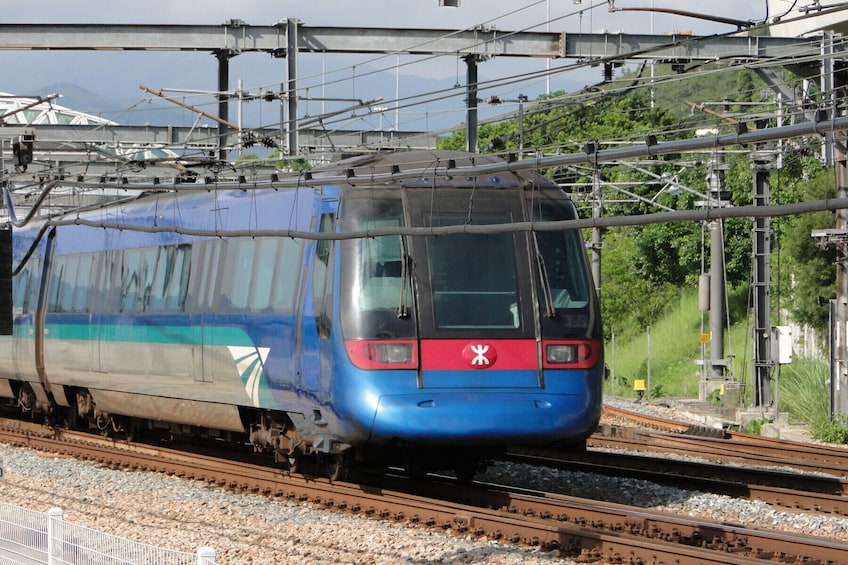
[461,343,498,369]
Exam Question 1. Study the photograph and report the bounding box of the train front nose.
[369,388,599,445]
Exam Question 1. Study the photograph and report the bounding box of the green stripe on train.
[14,323,255,346]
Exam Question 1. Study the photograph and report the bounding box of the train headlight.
[345,340,418,370]
[543,340,601,369]
[371,342,413,364]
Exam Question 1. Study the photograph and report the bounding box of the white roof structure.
[0,92,116,126]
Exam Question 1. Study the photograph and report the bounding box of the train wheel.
[286,453,300,474]
[325,454,346,482]
[454,460,478,484]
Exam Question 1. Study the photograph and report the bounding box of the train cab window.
[534,231,590,311]
[224,238,256,310]
[274,238,303,312]
[357,223,411,312]
[339,195,416,341]
[426,215,519,330]
[531,200,599,340]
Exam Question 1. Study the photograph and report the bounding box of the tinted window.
[214,237,301,314]
[426,215,518,330]
[149,245,191,312]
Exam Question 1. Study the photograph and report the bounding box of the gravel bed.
[1,396,847,563]
[0,445,570,564]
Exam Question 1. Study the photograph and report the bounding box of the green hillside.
[605,286,847,442]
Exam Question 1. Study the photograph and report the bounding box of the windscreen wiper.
[533,234,555,318]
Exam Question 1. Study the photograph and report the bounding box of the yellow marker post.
[633,379,646,403]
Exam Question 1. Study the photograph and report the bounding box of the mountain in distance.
[35,81,214,127]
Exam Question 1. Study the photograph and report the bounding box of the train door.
[406,188,539,388]
[297,197,338,394]
[12,245,45,382]
[28,228,56,405]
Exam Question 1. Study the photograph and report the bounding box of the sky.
[0,1,787,133]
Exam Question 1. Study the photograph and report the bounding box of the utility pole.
[286,18,299,157]
[464,55,481,153]
[831,77,848,419]
[707,149,729,379]
[811,34,848,421]
[751,151,775,410]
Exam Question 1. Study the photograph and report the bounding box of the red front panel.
[420,339,539,371]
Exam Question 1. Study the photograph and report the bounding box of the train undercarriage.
[2,380,494,482]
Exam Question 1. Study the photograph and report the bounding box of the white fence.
[0,503,216,565]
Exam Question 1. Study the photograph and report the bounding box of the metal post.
[591,165,603,297]
[710,220,726,378]
[751,152,774,409]
[47,507,63,565]
[706,147,728,378]
[822,31,834,167]
[517,94,527,159]
[834,101,848,418]
[464,55,479,153]
[196,546,217,565]
[646,325,652,398]
[215,50,230,161]
[287,18,299,157]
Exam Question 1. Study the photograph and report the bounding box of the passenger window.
[12,267,30,313]
[251,238,276,311]
[147,245,191,312]
[273,238,302,312]
[194,241,223,311]
[71,254,95,312]
[225,239,255,311]
[120,250,141,312]
[165,245,191,311]
[314,212,335,338]
[47,256,66,313]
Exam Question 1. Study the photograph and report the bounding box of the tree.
[777,164,837,331]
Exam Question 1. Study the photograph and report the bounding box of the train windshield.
[339,194,416,340]
[425,217,519,330]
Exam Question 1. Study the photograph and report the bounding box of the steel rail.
[602,405,848,469]
[2,419,848,563]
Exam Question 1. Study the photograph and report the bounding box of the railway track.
[2,418,848,563]
[598,405,848,474]
[497,405,848,517]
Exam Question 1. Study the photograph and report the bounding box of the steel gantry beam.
[0,22,825,60]
[0,22,835,155]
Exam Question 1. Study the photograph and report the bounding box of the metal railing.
[0,503,216,565]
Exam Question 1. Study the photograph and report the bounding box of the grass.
[779,359,848,443]
[603,287,848,443]
[604,288,752,399]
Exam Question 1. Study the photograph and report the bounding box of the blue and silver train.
[0,150,603,478]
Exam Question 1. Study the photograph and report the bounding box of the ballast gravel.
[0,445,569,564]
[1,398,847,563]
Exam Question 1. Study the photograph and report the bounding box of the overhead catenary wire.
[7,5,843,179]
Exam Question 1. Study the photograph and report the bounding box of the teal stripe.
[14,323,254,347]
